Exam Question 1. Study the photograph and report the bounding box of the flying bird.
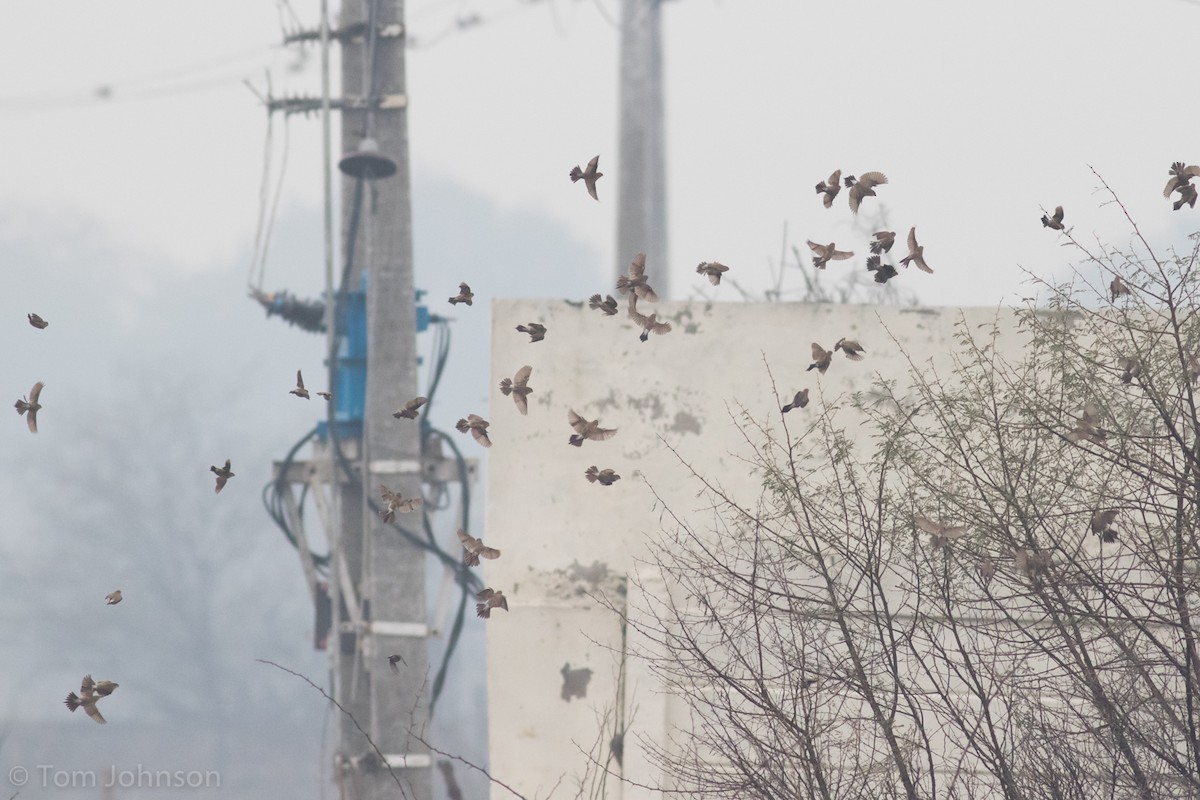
[616,252,659,301]
[568,409,616,447]
[393,396,428,419]
[915,513,968,547]
[835,338,865,360]
[448,282,473,306]
[27,313,48,329]
[815,169,842,208]
[978,557,995,585]
[379,484,422,522]
[1090,509,1119,544]
[210,459,234,493]
[570,155,603,201]
[1066,402,1107,444]
[781,389,809,413]
[456,414,493,447]
[869,231,896,254]
[499,365,533,415]
[845,171,888,213]
[627,294,671,342]
[867,255,898,284]
[806,240,854,270]
[65,674,117,725]
[290,370,310,399]
[316,391,333,401]
[1013,547,1052,577]
[14,381,43,433]
[1041,205,1065,231]
[900,227,933,273]
[476,588,508,619]
[1174,183,1199,211]
[588,294,619,315]
[457,528,501,567]
[807,343,832,374]
[1164,162,1200,210]
[105,590,122,606]
[1110,276,1131,301]
[387,654,405,674]
[516,322,547,343]
[1117,356,1140,385]
[696,261,730,285]
[585,466,620,485]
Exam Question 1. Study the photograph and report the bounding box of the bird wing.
[472,427,492,448]
[651,320,672,335]
[806,240,826,257]
[635,283,659,302]
[914,514,940,535]
[459,282,471,295]
[26,407,38,433]
[587,155,600,174]
[457,529,480,551]
[478,544,501,560]
[828,169,841,186]
[585,177,599,201]
[296,370,305,390]
[512,392,528,416]
[477,588,496,602]
[84,703,107,724]
[913,252,933,273]
[629,252,647,279]
[408,396,428,412]
[627,295,650,326]
[1165,176,1182,198]
[858,171,887,189]
[568,409,589,433]
[512,365,532,388]
[830,248,854,260]
[495,594,509,612]
[81,674,96,698]
[907,227,919,254]
[1186,165,1200,179]
[29,381,43,404]
[811,342,828,362]
[1052,206,1064,223]
[590,426,617,442]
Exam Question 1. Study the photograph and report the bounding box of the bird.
[387,654,405,674]
[1174,183,1199,211]
[210,459,234,493]
[1041,205,1065,231]
[1189,353,1200,386]
[316,391,333,401]
[568,409,617,447]
[1067,402,1107,444]
[1117,357,1140,384]
[27,313,48,329]
[1110,276,1131,301]
[456,414,492,447]
[1013,547,1052,576]
[866,255,898,284]
[781,389,809,413]
[448,282,473,306]
[899,227,933,273]
[393,396,428,419]
[499,365,533,415]
[915,513,968,547]
[561,663,593,701]
[588,294,619,316]
[1090,509,1119,544]
[290,369,310,399]
[14,381,43,433]
[834,338,865,360]
[696,261,730,285]
[1164,162,1200,209]
[65,675,117,725]
[844,171,888,213]
[806,240,854,270]
[869,231,896,254]
[379,484,422,522]
[585,466,621,485]
[516,322,547,343]
[570,155,603,201]
[105,590,122,606]
[476,588,508,619]
[457,528,501,567]
[978,558,995,585]
[616,252,659,301]
[627,294,672,342]
[807,343,832,374]
[815,169,842,209]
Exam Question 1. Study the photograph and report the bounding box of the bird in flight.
[393,396,428,419]
[516,322,547,343]
[915,513,968,547]
[316,391,333,401]
[616,252,660,301]
[815,169,842,208]
[781,389,809,413]
[1066,402,1106,444]
[844,171,887,213]
[900,227,933,273]
[379,484,422,522]
[568,409,617,447]
[1090,509,1119,543]
[588,294,619,316]
[65,674,118,725]
[1041,205,1065,231]
[105,590,122,606]
[388,654,405,674]
[696,261,730,286]
[806,241,854,270]
[476,588,508,619]
[835,338,865,361]
[866,255,898,284]
[14,381,43,433]
[499,365,533,415]
[456,414,493,447]
[570,155,603,201]
[807,343,832,374]
[27,313,48,329]
[585,466,621,485]
[448,282,473,306]
[290,370,310,399]
[457,528,501,567]
[627,294,672,342]
[869,231,896,254]
[211,459,234,493]
[1164,162,1200,210]
[1117,357,1140,385]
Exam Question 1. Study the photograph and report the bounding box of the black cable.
[261,425,330,571]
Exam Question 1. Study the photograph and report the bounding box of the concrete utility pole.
[615,0,669,299]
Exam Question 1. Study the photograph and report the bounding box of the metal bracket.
[267,94,408,116]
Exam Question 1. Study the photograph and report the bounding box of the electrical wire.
[256,115,292,289]
[262,425,331,572]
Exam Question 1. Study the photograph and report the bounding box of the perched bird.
[915,513,968,547]
[210,459,234,493]
[499,365,533,415]
[456,414,493,447]
[568,409,617,447]
[14,381,43,433]
[616,252,659,301]
[1090,509,1120,544]
[1164,162,1200,210]
[387,654,405,674]
[588,294,619,316]
[806,240,854,270]
[1041,205,1065,231]
[516,322,547,343]
[561,663,594,701]
[815,169,842,209]
[869,231,896,254]
[807,343,832,374]
[65,675,117,725]
[844,171,888,213]
[393,396,428,419]
[585,466,620,485]
[379,484,422,522]
[696,261,730,285]
[290,369,310,399]
[834,338,865,360]
[316,391,333,401]
[27,313,48,329]
[781,389,809,413]
[900,227,933,273]
[627,294,672,342]
[1110,276,1131,301]
[1189,353,1200,386]
[457,528,501,567]
[105,590,122,606]
[1117,356,1141,385]
[476,588,508,619]
[978,557,995,585]
[448,282,473,306]
[866,255,898,284]
[570,155,603,201]
[1067,402,1107,444]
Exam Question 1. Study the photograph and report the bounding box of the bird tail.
[1040,215,1052,227]
[448,297,461,305]
[615,277,631,295]
[569,166,583,183]
[499,378,513,396]
[585,467,598,483]
[515,325,530,333]
[476,603,491,619]
[14,400,28,415]
[569,435,583,447]
[464,552,481,568]
[639,331,650,343]
[814,182,827,194]
[455,418,469,433]
[65,693,81,712]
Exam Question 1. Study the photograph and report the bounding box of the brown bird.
[585,466,620,485]
[14,381,43,433]
[899,227,933,273]
[1110,276,1131,301]
[835,338,865,360]
[1164,162,1200,210]
[869,231,896,254]
[316,391,333,401]
[807,343,832,374]
[845,171,888,213]
[499,365,533,415]
[1189,353,1200,386]
[65,674,117,725]
[588,294,619,316]
[448,282,473,306]
[1041,205,1065,230]
[570,155,603,201]
[696,261,730,285]
[27,312,48,329]
[815,169,842,209]
[457,528,501,567]
[561,663,594,701]
[1174,183,1199,211]
[616,252,659,301]
[393,396,428,419]
[1117,356,1141,385]
[516,322,547,343]
[387,654,405,674]
[210,459,234,493]
[1067,402,1107,444]
[379,484,422,522]
[290,369,310,399]
[915,513,968,547]
[806,240,854,270]
[476,588,508,619]
[456,414,493,447]
[568,409,617,447]
[978,557,995,585]
[781,389,809,413]
[866,255,898,284]
[1090,509,1119,544]
[1013,547,1052,576]
[627,294,672,342]
[105,590,122,606]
